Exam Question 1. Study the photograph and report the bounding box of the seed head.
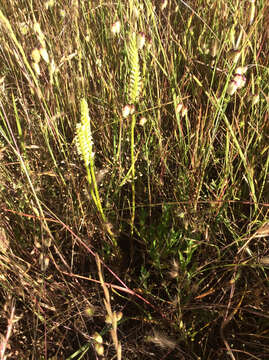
[32,62,41,76]
[45,0,54,9]
[39,47,49,63]
[169,259,179,278]
[92,332,103,344]
[181,105,188,117]
[95,343,104,356]
[248,0,255,25]
[250,93,259,106]
[147,330,177,350]
[161,0,168,11]
[31,48,41,63]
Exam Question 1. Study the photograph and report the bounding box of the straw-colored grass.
[0,0,268,359]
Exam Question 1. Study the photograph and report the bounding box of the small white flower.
[176,103,183,114]
[137,32,146,50]
[227,81,238,95]
[139,117,147,126]
[111,20,121,35]
[234,66,248,75]
[233,74,246,89]
[181,105,188,117]
[122,104,131,118]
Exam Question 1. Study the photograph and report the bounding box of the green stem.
[130,113,136,234]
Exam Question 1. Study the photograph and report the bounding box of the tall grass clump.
[127,31,142,232]
[0,0,268,359]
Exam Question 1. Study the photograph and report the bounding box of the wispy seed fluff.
[147,330,177,350]
[169,259,179,278]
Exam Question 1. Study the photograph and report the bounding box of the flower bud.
[116,311,123,322]
[92,332,103,344]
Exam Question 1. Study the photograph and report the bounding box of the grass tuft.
[0,0,268,359]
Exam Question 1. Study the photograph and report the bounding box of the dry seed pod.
[175,103,183,114]
[39,47,49,63]
[248,0,255,25]
[147,330,177,350]
[95,343,104,356]
[32,62,41,76]
[169,259,179,278]
[92,332,103,344]
[39,253,49,271]
[254,222,269,237]
[0,226,9,254]
[84,306,95,317]
[181,105,188,117]
[137,32,146,50]
[259,256,269,265]
[211,39,218,58]
[31,48,41,63]
[250,94,259,106]
[227,80,237,95]
[116,311,123,322]
[105,313,112,324]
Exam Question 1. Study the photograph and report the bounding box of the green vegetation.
[0,0,268,359]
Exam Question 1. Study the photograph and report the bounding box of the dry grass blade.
[0,299,17,360]
[96,255,121,360]
[0,0,268,358]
